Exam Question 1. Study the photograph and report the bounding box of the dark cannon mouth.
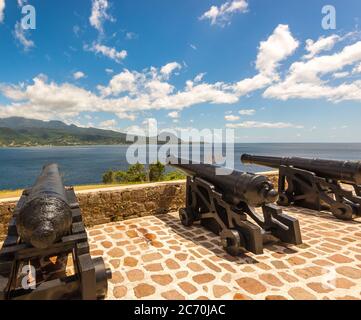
[30,221,57,249]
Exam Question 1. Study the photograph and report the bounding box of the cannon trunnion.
[0,164,111,300]
[241,154,361,221]
[168,156,302,255]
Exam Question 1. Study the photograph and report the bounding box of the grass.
[0,179,186,200]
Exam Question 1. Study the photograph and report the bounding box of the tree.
[149,161,165,182]
[126,162,147,182]
[114,170,128,183]
[102,170,115,184]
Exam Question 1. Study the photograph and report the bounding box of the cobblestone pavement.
[86,207,361,300]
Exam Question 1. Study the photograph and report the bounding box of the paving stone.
[328,254,354,264]
[113,286,127,298]
[151,274,173,286]
[187,262,205,272]
[161,290,185,300]
[110,271,124,284]
[213,285,231,298]
[134,284,156,298]
[233,293,252,300]
[336,266,361,279]
[142,252,162,262]
[294,266,325,279]
[265,295,287,300]
[108,248,124,258]
[193,273,216,285]
[236,277,266,295]
[165,259,180,270]
[307,282,333,293]
[82,209,361,300]
[126,269,144,282]
[258,274,283,287]
[124,257,138,267]
[288,287,316,300]
[178,281,197,294]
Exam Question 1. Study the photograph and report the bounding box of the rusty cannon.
[0,164,111,300]
[167,156,302,255]
[241,154,361,221]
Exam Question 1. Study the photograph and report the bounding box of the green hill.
[0,117,134,147]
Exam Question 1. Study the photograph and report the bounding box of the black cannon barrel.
[241,154,361,185]
[167,155,278,207]
[16,164,73,249]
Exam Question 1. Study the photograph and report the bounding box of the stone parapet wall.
[0,171,279,241]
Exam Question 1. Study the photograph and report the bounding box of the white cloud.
[225,115,240,121]
[99,119,118,129]
[333,71,349,79]
[73,71,86,80]
[84,43,127,63]
[239,109,256,116]
[0,0,5,23]
[226,121,303,129]
[190,44,197,50]
[73,25,81,37]
[304,35,340,59]
[125,32,138,40]
[89,0,114,33]
[160,62,182,78]
[13,21,35,51]
[168,111,179,119]
[200,0,248,26]
[256,24,299,77]
[233,24,299,95]
[353,63,361,74]
[105,68,114,74]
[264,40,361,102]
[194,73,206,83]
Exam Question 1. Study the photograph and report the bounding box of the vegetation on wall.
[102,162,186,184]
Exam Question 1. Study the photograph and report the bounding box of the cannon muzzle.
[167,155,278,207]
[241,154,361,185]
[16,164,73,249]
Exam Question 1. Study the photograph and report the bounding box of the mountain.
[0,117,135,147]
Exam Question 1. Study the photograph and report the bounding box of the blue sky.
[0,0,361,142]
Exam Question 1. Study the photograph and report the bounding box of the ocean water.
[0,143,361,190]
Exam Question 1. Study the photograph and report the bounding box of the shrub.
[102,170,115,184]
[149,161,165,182]
[126,162,147,182]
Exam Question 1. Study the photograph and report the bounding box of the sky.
[0,0,361,143]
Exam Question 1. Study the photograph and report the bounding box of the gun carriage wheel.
[220,229,245,256]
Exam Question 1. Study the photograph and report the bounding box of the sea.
[1,143,361,190]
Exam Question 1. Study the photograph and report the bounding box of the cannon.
[241,154,361,220]
[167,156,302,255]
[0,164,111,300]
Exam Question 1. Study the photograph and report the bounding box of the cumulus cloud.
[0,0,5,23]
[99,119,118,129]
[304,35,341,59]
[160,62,182,79]
[13,21,35,51]
[200,0,248,26]
[73,71,86,80]
[353,63,361,74]
[2,24,361,127]
[89,0,114,33]
[194,73,206,83]
[84,43,127,63]
[233,24,299,95]
[264,40,361,102]
[226,121,303,129]
[239,109,256,116]
[168,111,179,119]
[225,115,240,121]
[256,24,299,78]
